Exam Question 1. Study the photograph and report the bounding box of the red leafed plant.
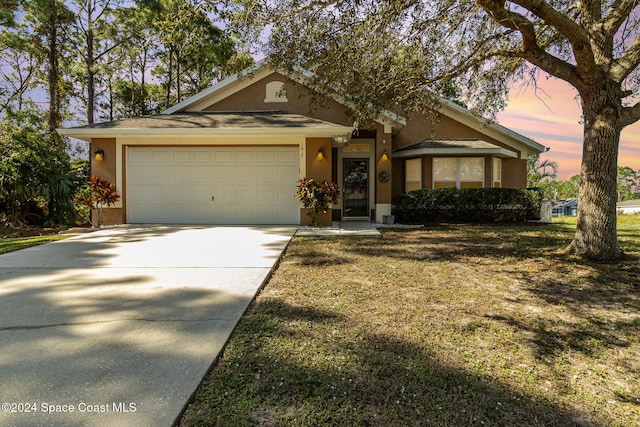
[88,176,120,226]
[295,178,340,227]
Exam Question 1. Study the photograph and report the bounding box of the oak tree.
[230,0,640,260]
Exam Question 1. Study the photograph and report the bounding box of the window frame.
[404,158,422,192]
[432,157,485,189]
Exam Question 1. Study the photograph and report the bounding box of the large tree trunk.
[567,84,623,260]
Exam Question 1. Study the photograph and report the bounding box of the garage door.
[126,146,300,224]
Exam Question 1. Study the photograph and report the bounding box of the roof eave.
[57,125,354,142]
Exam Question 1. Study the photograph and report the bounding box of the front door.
[343,159,369,218]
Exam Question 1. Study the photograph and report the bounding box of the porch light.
[94,148,105,161]
[316,148,325,161]
[380,150,389,162]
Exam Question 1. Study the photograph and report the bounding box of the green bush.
[393,188,542,223]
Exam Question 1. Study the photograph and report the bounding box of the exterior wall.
[394,114,522,158]
[90,138,124,226]
[205,72,354,127]
[374,123,393,222]
[91,138,117,183]
[502,159,527,188]
[301,137,333,226]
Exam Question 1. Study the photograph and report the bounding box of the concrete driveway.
[0,225,296,427]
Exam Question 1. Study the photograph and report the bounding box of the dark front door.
[343,159,369,218]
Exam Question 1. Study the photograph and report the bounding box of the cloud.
[497,77,640,179]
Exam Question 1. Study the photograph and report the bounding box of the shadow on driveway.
[0,225,295,427]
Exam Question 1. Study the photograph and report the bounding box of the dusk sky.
[496,76,640,180]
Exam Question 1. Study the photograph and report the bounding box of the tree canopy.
[228,0,640,260]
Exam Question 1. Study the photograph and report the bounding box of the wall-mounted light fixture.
[94,148,105,161]
[380,150,389,162]
[316,148,325,161]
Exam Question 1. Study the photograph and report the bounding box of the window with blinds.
[405,158,422,192]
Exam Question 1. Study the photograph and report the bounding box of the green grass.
[181,217,640,426]
[0,235,69,254]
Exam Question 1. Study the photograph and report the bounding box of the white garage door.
[126,146,300,224]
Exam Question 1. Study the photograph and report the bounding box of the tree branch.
[621,101,640,127]
[477,0,583,88]
[611,32,640,82]
[603,0,639,37]
[580,0,602,22]
[509,0,597,74]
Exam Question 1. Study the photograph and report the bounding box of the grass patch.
[0,235,69,254]
[180,218,640,426]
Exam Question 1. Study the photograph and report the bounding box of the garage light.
[94,148,105,161]
[316,148,325,161]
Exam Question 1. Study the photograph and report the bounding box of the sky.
[496,76,640,180]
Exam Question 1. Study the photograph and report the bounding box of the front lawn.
[0,235,69,255]
[180,217,640,426]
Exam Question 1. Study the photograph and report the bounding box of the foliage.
[536,174,581,199]
[0,107,75,225]
[527,154,558,187]
[151,0,238,107]
[0,0,17,27]
[530,167,639,201]
[393,188,542,223]
[228,0,640,260]
[0,0,249,123]
[295,178,340,227]
[617,166,640,201]
[85,175,119,226]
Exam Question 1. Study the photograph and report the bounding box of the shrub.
[295,178,340,227]
[393,188,542,224]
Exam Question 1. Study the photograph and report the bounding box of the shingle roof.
[392,138,518,158]
[66,111,342,130]
[57,111,354,141]
[394,138,503,152]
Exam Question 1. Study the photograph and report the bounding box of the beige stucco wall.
[205,72,354,127]
[90,138,124,226]
[302,137,333,226]
[394,114,522,158]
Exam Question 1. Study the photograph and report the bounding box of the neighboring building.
[550,199,578,216]
[58,61,546,226]
[617,199,640,214]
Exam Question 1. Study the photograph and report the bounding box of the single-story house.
[617,199,640,214]
[58,60,546,226]
[550,198,579,216]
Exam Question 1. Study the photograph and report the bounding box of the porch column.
[375,123,393,223]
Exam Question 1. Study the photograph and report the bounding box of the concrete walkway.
[0,225,295,427]
[295,221,382,237]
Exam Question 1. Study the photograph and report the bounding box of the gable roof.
[163,60,545,156]
[57,111,353,142]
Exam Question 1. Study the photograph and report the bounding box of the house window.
[493,158,502,188]
[264,81,287,103]
[405,158,422,192]
[433,157,484,189]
